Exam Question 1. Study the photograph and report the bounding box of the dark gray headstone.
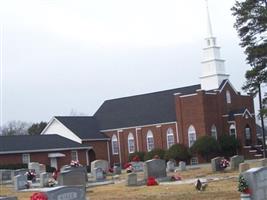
[95,167,105,181]
[0,197,18,200]
[126,173,137,186]
[211,157,223,172]
[14,175,28,191]
[230,155,244,170]
[58,169,87,187]
[113,166,121,175]
[242,167,267,200]
[41,186,86,200]
[0,170,13,181]
[144,159,166,179]
[61,166,88,181]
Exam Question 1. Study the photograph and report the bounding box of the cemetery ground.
[1,163,253,200]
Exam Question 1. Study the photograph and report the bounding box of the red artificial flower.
[132,155,140,162]
[30,192,48,200]
[124,162,132,169]
[243,188,251,194]
[147,177,158,186]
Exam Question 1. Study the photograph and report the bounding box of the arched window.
[188,125,196,147]
[112,134,119,155]
[166,128,175,149]
[245,125,252,146]
[146,130,154,152]
[128,132,135,153]
[226,90,231,104]
[229,124,236,137]
[211,125,217,140]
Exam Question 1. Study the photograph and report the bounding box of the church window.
[188,125,196,147]
[71,150,78,161]
[112,134,119,155]
[211,125,217,140]
[166,128,175,149]
[22,154,30,164]
[229,124,236,137]
[226,90,231,104]
[244,125,252,146]
[128,132,135,154]
[146,130,154,152]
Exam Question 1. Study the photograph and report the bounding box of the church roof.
[0,134,90,154]
[55,116,108,140]
[94,84,201,130]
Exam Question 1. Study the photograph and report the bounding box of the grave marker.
[230,155,244,170]
[126,173,137,186]
[14,175,28,191]
[144,159,166,179]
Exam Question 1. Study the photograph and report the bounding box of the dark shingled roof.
[94,84,201,130]
[55,116,108,140]
[0,134,90,154]
[228,108,247,121]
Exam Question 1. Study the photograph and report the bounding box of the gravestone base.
[40,186,86,200]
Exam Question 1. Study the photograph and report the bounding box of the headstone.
[242,167,267,200]
[39,164,46,174]
[113,166,121,175]
[0,170,13,181]
[94,167,105,181]
[230,155,244,170]
[60,166,88,181]
[0,197,18,200]
[131,162,144,172]
[144,159,166,179]
[41,186,86,200]
[40,172,50,187]
[166,160,176,172]
[14,169,27,177]
[259,158,267,167]
[58,169,87,187]
[126,173,137,186]
[90,160,109,177]
[28,162,40,177]
[239,163,250,173]
[179,161,186,171]
[14,175,28,191]
[211,157,223,172]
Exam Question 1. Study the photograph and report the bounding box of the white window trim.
[211,125,218,140]
[128,132,135,154]
[112,134,119,155]
[146,130,154,152]
[166,128,175,149]
[191,157,198,165]
[188,125,196,148]
[229,124,236,138]
[71,150,78,161]
[22,153,30,164]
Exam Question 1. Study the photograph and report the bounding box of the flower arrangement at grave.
[109,167,114,173]
[25,170,36,181]
[170,174,182,181]
[52,169,59,180]
[238,175,251,194]
[48,178,57,187]
[132,155,140,162]
[30,192,48,200]
[70,160,82,167]
[146,177,158,186]
[219,158,230,170]
[124,162,133,173]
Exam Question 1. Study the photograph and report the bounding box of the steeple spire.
[200,0,229,90]
[205,0,213,38]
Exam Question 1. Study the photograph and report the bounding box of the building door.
[50,158,58,169]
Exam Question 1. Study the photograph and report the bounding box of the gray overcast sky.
[0,0,253,124]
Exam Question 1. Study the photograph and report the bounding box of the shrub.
[165,144,190,162]
[0,164,28,170]
[128,151,145,162]
[218,134,240,157]
[144,149,166,161]
[190,136,220,161]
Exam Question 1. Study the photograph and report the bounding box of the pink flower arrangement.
[147,177,158,186]
[171,175,182,181]
[219,158,230,169]
[30,192,48,200]
[70,160,81,167]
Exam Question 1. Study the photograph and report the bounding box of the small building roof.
[55,116,108,140]
[0,134,91,154]
[94,84,201,130]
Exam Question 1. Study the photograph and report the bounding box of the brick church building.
[0,3,258,169]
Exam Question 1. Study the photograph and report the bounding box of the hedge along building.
[40,2,258,166]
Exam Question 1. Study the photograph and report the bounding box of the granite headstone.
[126,173,137,186]
[40,186,86,200]
[144,159,166,179]
[230,155,244,170]
[14,175,28,191]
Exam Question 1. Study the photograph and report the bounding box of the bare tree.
[1,121,30,136]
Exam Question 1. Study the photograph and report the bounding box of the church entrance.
[88,149,96,172]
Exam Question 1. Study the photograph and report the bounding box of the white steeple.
[200,0,229,90]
